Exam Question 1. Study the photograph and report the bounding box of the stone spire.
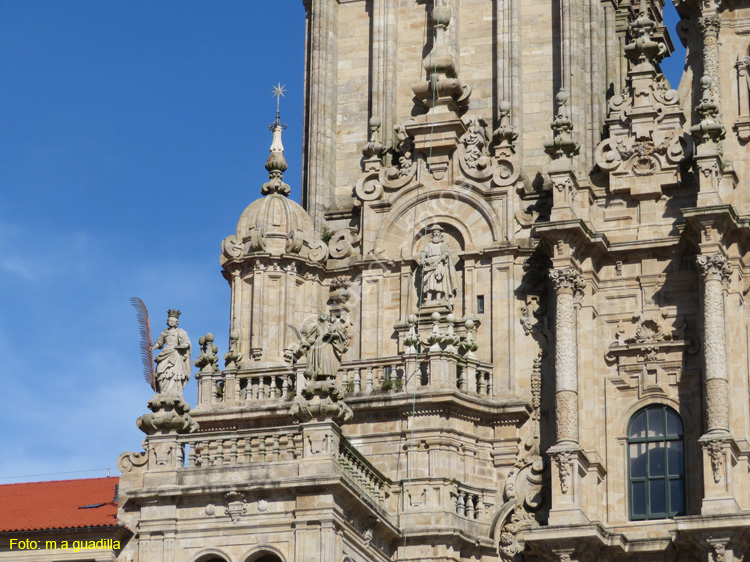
[262,83,291,197]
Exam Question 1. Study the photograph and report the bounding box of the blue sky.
[0,2,684,484]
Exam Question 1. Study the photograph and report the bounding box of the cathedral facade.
[116,0,750,561]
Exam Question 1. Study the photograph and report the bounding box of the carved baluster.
[486,372,493,396]
[216,440,224,466]
[476,495,484,519]
[272,435,280,461]
[366,366,374,392]
[466,494,475,519]
[456,491,466,517]
[187,442,196,468]
[354,368,362,392]
[477,371,487,394]
[258,376,265,400]
[229,438,238,464]
[281,375,289,400]
[244,437,252,464]
[457,365,466,392]
[286,434,295,459]
[259,436,266,462]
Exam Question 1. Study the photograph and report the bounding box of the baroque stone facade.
[117,1,750,561]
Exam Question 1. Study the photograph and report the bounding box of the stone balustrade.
[182,427,302,468]
[337,435,390,506]
[454,482,486,520]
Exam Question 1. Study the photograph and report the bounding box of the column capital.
[697,253,731,284]
[549,267,585,296]
[698,14,721,37]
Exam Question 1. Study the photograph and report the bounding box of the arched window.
[628,405,685,520]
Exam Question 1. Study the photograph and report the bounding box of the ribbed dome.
[236,192,314,256]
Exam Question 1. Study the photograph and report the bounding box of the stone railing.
[453,481,489,520]
[338,354,493,397]
[196,352,493,409]
[181,426,302,468]
[337,437,390,506]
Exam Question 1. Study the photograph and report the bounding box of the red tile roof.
[0,477,120,532]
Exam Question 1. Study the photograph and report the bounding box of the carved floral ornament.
[549,268,585,297]
[697,253,732,284]
[605,312,699,365]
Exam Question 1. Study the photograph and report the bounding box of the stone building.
[115,0,750,561]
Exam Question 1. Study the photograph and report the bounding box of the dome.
[235,191,315,256]
[221,122,328,265]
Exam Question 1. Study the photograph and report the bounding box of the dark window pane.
[669,479,684,515]
[630,411,646,438]
[632,481,646,517]
[666,408,683,436]
[650,479,666,514]
[648,407,665,437]
[667,441,684,476]
[630,443,647,477]
[649,442,665,476]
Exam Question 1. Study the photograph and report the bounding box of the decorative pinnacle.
[270,83,288,131]
[262,84,291,197]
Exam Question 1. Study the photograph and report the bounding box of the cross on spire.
[270,83,288,130]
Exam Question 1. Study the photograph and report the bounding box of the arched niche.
[375,187,502,260]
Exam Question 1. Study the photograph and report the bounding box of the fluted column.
[697,253,731,436]
[549,267,586,445]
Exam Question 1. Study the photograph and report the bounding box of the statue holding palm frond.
[151,309,192,397]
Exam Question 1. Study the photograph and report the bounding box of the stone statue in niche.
[151,309,192,397]
[420,224,458,304]
[299,313,352,381]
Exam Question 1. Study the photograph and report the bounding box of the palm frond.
[130,297,155,390]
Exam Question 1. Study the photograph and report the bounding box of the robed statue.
[299,314,351,381]
[151,309,192,396]
[420,224,458,303]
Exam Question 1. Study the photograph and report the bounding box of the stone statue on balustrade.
[298,313,351,382]
[151,309,192,397]
[420,224,458,305]
[290,313,353,424]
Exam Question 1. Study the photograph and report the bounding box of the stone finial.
[362,116,384,163]
[224,330,243,370]
[411,0,471,111]
[403,314,421,354]
[426,311,444,352]
[691,76,726,146]
[624,0,667,68]
[262,84,291,196]
[493,100,518,150]
[194,333,219,374]
[544,90,580,160]
[460,319,479,360]
[443,313,459,354]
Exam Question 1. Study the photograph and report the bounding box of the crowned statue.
[151,309,192,397]
[420,224,458,305]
